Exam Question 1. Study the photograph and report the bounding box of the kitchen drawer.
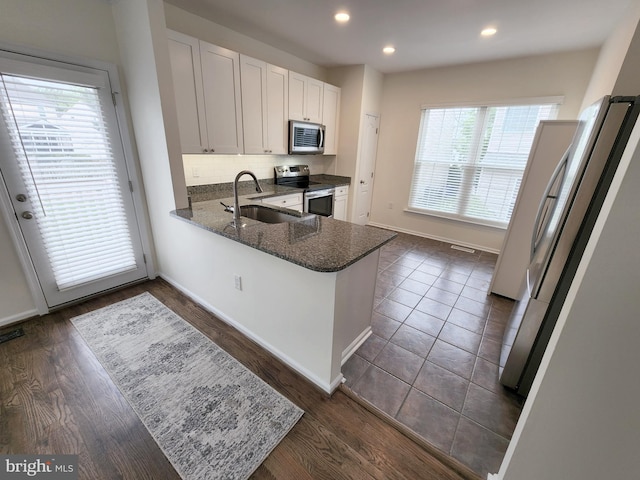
[262,193,303,209]
[335,185,349,197]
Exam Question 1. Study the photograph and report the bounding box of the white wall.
[0,0,124,324]
[0,215,35,325]
[612,13,640,96]
[183,154,328,186]
[371,49,599,252]
[328,65,365,180]
[498,105,640,480]
[111,0,187,273]
[326,64,384,220]
[0,0,121,64]
[362,65,384,117]
[582,1,640,108]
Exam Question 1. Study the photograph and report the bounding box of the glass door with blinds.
[0,55,148,309]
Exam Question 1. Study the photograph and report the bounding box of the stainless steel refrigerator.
[500,95,640,397]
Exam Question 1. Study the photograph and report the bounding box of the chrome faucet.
[232,170,263,227]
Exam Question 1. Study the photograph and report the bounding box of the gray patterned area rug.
[71,292,303,480]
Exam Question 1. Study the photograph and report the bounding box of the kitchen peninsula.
[170,186,396,393]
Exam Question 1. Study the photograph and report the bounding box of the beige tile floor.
[343,232,524,478]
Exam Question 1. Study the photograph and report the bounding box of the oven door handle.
[305,188,335,199]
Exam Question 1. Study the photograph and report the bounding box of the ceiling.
[164,0,634,74]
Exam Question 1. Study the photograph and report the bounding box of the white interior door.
[354,113,379,225]
[0,55,148,309]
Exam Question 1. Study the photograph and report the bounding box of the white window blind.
[409,102,558,227]
[0,73,137,290]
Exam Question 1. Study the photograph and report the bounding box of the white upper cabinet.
[167,31,244,154]
[167,30,208,154]
[199,41,244,154]
[240,55,288,154]
[289,72,323,124]
[266,64,289,154]
[167,30,340,156]
[322,83,341,155]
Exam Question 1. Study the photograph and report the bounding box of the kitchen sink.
[239,204,303,224]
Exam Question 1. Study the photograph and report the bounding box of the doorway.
[354,113,379,225]
[0,52,149,310]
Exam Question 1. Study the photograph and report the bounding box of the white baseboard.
[159,273,340,395]
[367,222,500,255]
[342,327,371,366]
[0,309,38,328]
[329,373,344,393]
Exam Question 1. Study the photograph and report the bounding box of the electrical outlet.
[234,274,242,291]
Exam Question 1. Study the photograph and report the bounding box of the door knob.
[16,194,27,202]
[21,211,34,220]
[360,180,366,184]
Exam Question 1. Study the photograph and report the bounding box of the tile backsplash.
[183,154,335,186]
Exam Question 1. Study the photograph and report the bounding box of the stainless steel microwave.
[289,120,325,154]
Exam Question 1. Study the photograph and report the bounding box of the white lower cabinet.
[261,193,303,212]
[333,186,349,221]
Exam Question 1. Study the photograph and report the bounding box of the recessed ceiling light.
[481,27,497,37]
[383,46,396,55]
[335,12,350,23]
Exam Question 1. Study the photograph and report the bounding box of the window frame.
[407,96,563,229]
[0,43,155,314]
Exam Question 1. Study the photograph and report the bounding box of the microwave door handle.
[319,127,324,148]
[530,146,571,260]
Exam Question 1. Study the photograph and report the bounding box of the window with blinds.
[409,102,559,227]
[0,73,137,291]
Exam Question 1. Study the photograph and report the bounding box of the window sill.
[404,207,508,230]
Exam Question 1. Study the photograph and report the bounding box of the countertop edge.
[169,209,397,273]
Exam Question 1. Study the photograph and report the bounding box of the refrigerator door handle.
[531,146,571,260]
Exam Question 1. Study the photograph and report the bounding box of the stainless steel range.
[274,165,335,217]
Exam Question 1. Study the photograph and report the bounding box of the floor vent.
[450,244,475,254]
[0,327,25,345]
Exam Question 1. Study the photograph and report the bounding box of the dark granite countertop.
[187,174,351,203]
[309,174,351,187]
[170,196,396,272]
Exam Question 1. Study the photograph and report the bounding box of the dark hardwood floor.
[0,278,481,480]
